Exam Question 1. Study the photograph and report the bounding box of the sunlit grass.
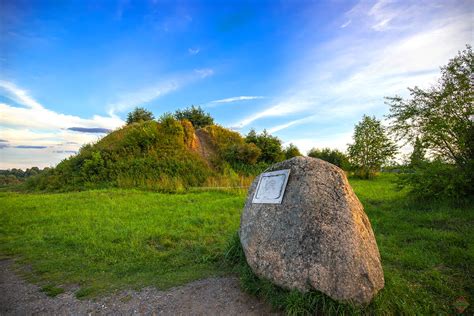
[0,189,245,297]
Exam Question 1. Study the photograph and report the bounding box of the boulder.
[239,156,384,304]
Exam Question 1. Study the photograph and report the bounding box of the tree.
[284,143,302,159]
[126,107,155,125]
[386,45,473,201]
[347,115,397,179]
[174,105,214,128]
[386,45,473,166]
[308,147,350,170]
[245,129,284,163]
[408,137,426,168]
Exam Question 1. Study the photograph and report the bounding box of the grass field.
[0,189,245,297]
[1,174,472,314]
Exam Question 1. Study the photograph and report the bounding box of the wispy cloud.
[107,68,214,115]
[107,81,179,115]
[194,68,214,78]
[188,47,200,55]
[53,150,77,154]
[0,80,43,110]
[340,20,351,28]
[207,96,264,107]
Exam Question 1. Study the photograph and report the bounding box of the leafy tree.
[284,143,302,159]
[174,105,214,128]
[347,115,397,179]
[386,45,473,201]
[408,137,426,168]
[308,147,350,170]
[245,129,284,163]
[126,107,155,125]
[386,45,473,166]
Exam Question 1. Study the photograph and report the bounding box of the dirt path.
[0,260,278,315]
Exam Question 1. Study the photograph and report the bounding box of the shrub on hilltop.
[174,105,214,128]
[126,107,155,125]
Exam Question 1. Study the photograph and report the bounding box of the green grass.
[1,174,472,314]
[0,189,245,297]
[40,284,65,297]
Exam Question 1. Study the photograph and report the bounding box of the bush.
[174,105,214,128]
[283,143,302,159]
[308,148,350,170]
[397,160,473,203]
[126,107,155,125]
[223,143,261,165]
[245,129,284,163]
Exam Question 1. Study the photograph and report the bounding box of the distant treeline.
[0,167,47,186]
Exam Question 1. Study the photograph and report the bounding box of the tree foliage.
[408,137,426,168]
[0,167,45,186]
[348,115,397,178]
[283,143,302,159]
[308,148,350,170]
[245,129,284,163]
[126,107,155,125]
[387,45,473,201]
[174,105,214,128]
[386,45,473,166]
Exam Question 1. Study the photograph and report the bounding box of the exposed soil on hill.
[194,129,217,164]
[0,260,277,315]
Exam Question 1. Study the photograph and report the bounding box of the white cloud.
[232,100,313,128]
[194,68,214,78]
[0,103,123,131]
[188,47,200,55]
[0,81,125,168]
[0,80,43,110]
[208,96,264,107]
[340,20,352,28]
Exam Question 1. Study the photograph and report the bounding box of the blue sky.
[0,0,472,168]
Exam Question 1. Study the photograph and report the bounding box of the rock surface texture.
[240,156,384,304]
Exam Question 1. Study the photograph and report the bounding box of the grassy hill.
[26,118,266,192]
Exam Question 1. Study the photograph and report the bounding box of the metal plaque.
[252,169,290,204]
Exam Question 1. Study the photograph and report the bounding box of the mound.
[27,119,262,192]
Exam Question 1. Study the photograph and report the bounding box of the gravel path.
[0,260,279,315]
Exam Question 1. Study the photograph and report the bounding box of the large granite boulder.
[239,157,384,304]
